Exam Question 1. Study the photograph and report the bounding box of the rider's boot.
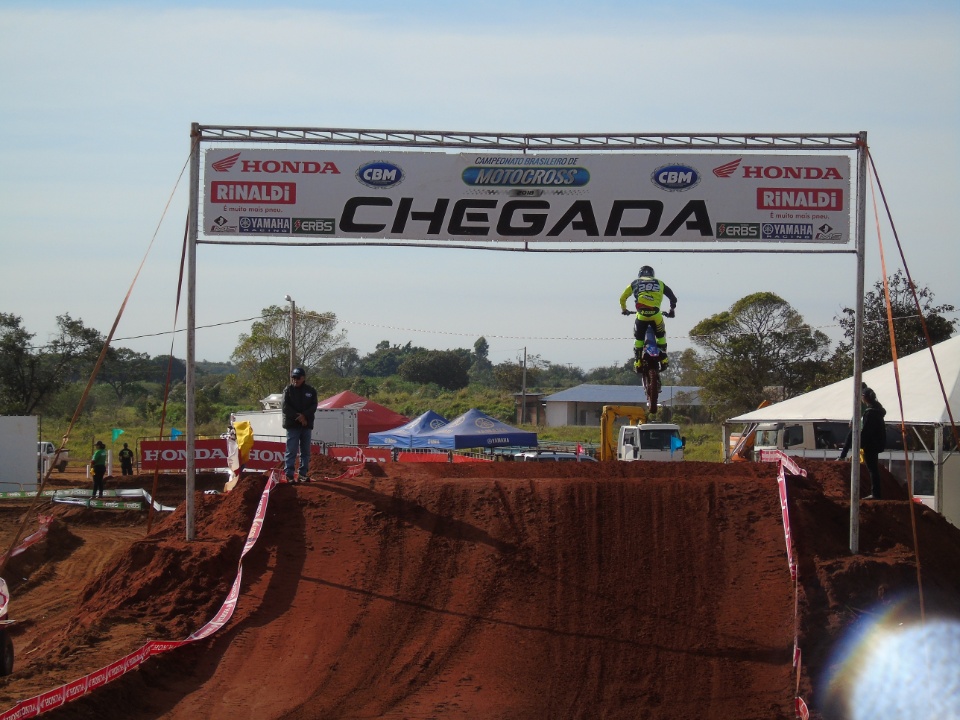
[633,347,642,374]
[660,350,668,370]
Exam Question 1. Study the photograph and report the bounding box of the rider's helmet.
[638,265,655,278]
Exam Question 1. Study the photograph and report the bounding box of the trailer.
[230,407,359,446]
[0,416,39,493]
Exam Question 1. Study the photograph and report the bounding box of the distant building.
[541,384,702,427]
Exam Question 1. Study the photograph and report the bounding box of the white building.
[542,384,702,427]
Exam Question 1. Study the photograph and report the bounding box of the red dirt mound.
[1,458,957,720]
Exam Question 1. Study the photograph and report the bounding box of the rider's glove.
[664,307,676,318]
[621,309,632,316]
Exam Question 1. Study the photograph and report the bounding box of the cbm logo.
[356,161,404,189]
[651,164,701,192]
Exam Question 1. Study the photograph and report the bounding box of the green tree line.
[2,272,954,432]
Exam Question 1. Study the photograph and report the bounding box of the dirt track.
[1,459,958,719]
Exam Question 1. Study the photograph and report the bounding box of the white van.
[752,421,849,460]
[618,423,685,462]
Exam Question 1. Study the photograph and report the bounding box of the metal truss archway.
[184,126,869,551]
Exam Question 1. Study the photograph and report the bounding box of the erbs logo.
[356,161,404,189]
[651,164,701,192]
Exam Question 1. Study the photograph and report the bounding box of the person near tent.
[839,383,887,499]
[282,367,318,484]
[619,264,677,371]
[90,440,107,499]
[118,442,134,476]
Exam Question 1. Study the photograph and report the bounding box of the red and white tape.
[769,451,811,718]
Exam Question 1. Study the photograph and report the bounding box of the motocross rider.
[620,265,677,371]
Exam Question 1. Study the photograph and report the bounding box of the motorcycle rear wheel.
[643,364,660,414]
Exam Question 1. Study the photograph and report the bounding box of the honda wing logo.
[713,159,742,178]
[212,152,241,172]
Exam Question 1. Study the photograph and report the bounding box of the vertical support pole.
[934,425,943,512]
[849,130,868,554]
[185,123,201,542]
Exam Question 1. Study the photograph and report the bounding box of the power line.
[21,309,958,352]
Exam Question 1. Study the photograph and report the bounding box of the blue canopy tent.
[413,408,537,449]
[367,410,449,447]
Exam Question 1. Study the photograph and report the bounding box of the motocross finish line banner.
[202,149,851,244]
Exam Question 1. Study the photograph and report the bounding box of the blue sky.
[2,1,957,372]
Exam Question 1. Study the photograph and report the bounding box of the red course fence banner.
[141,439,228,471]
[327,447,391,464]
[141,439,287,472]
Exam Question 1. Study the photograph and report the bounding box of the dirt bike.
[623,307,674,415]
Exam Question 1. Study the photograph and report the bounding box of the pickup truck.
[37,441,69,473]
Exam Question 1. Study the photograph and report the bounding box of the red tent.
[317,391,409,444]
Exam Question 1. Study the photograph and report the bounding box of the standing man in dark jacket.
[839,383,887,499]
[118,442,134,477]
[282,367,318,483]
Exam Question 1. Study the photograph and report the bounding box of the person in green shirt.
[91,440,107,499]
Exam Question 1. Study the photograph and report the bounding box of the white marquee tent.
[726,335,960,526]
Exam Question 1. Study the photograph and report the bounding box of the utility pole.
[520,347,527,425]
[284,294,297,375]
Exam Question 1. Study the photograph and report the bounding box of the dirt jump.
[1,457,958,719]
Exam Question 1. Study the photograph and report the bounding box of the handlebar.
[622,308,676,318]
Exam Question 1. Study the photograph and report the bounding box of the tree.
[661,347,706,387]
[537,361,585,389]
[690,292,830,414]
[316,346,361,378]
[0,313,103,415]
[468,337,495,386]
[399,349,471,390]
[145,355,187,385]
[231,305,348,401]
[835,270,956,371]
[493,354,544,391]
[359,341,424,377]
[99,347,152,402]
[473,337,491,367]
[584,361,642,386]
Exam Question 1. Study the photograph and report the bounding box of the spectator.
[839,384,887,499]
[90,441,107,499]
[118,442,134,477]
[282,367,318,483]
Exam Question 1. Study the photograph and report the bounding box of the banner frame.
[184,126,868,549]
